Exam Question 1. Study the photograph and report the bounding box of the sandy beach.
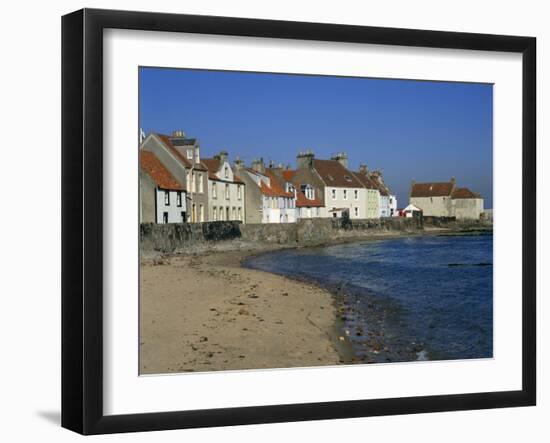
[140,249,345,374]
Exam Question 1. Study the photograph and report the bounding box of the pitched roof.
[140,151,184,191]
[410,182,454,198]
[259,170,294,198]
[202,157,244,184]
[352,171,379,190]
[369,175,390,196]
[313,159,364,188]
[155,134,207,171]
[282,170,295,182]
[451,187,481,199]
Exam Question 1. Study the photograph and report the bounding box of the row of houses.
[139,130,484,224]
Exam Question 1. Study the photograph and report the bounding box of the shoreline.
[140,228,492,373]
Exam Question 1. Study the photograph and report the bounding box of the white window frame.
[331,189,336,200]
[164,190,170,206]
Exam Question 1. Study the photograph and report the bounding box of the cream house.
[352,165,380,218]
[202,151,245,222]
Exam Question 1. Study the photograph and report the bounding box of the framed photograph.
[61,8,536,435]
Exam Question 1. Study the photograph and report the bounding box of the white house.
[202,151,246,222]
[139,150,187,223]
[370,170,397,217]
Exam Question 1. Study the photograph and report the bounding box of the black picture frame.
[61,8,536,435]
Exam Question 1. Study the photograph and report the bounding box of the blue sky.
[139,67,493,208]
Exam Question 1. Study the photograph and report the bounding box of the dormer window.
[344,175,352,182]
[187,149,193,160]
[224,166,229,179]
[327,175,334,181]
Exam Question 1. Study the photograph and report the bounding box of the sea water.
[243,234,493,363]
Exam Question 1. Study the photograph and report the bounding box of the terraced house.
[140,131,209,222]
[202,151,245,222]
[370,170,397,217]
[352,164,380,219]
[235,158,296,223]
[292,151,367,219]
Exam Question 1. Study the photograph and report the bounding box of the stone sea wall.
[140,216,427,255]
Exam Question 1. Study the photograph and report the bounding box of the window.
[343,189,348,200]
[331,189,336,200]
[200,204,204,222]
[198,173,204,193]
[354,189,358,200]
[237,185,242,200]
[354,207,359,217]
[232,207,236,220]
[226,207,230,220]
[224,166,229,179]
[344,175,352,182]
[186,171,191,190]
[191,172,196,193]
[176,191,182,207]
[219,207,224,220]
[187,149,193,160]
[225,183,230,199]
[213,207,217,221]
[164,191,170,205]
[212,183,217,199]
[238,207,242,221]
[430,197,433,203]
[181,212,186,223]
[162,212,168,223]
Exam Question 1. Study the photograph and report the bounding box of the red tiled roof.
[451,187,481,199]
[282,170,295,182]
[313,159,364,188]
[411,182,454,198]
[352,171,378,190]
[140,151,184,191]
[260,170,294,198]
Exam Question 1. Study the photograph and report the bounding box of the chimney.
[296,149,315,169]
[331,152,348,168]
[450,176,456,185]
[215,150,229,164]
[172,130,186,138]
[251,158,265,174]
[371,169,383,183]
[359,163,368,174]
[233,156,245,170]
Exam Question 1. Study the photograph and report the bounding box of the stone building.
[292,151,368,219]
[139,151,187,223]
[140,131,209,222]
[409,178,484,219]
[235,158,296,223]
[202,151,246,222]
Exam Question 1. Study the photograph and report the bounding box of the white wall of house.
[324,186,367,218]
[155,189,187,223]
[262,196,296,223]
[296,206,322,219]
[379,195,392,217]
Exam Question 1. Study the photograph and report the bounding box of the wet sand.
[140,250,348,374]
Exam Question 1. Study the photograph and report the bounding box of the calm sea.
[243,234,493,363]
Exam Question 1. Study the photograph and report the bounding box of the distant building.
[409,178,484,219]
[202,151,246,222]
[237,158,296,223]
[139,151,187,223]
[292,151,367,219]
[140,131,209,222]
